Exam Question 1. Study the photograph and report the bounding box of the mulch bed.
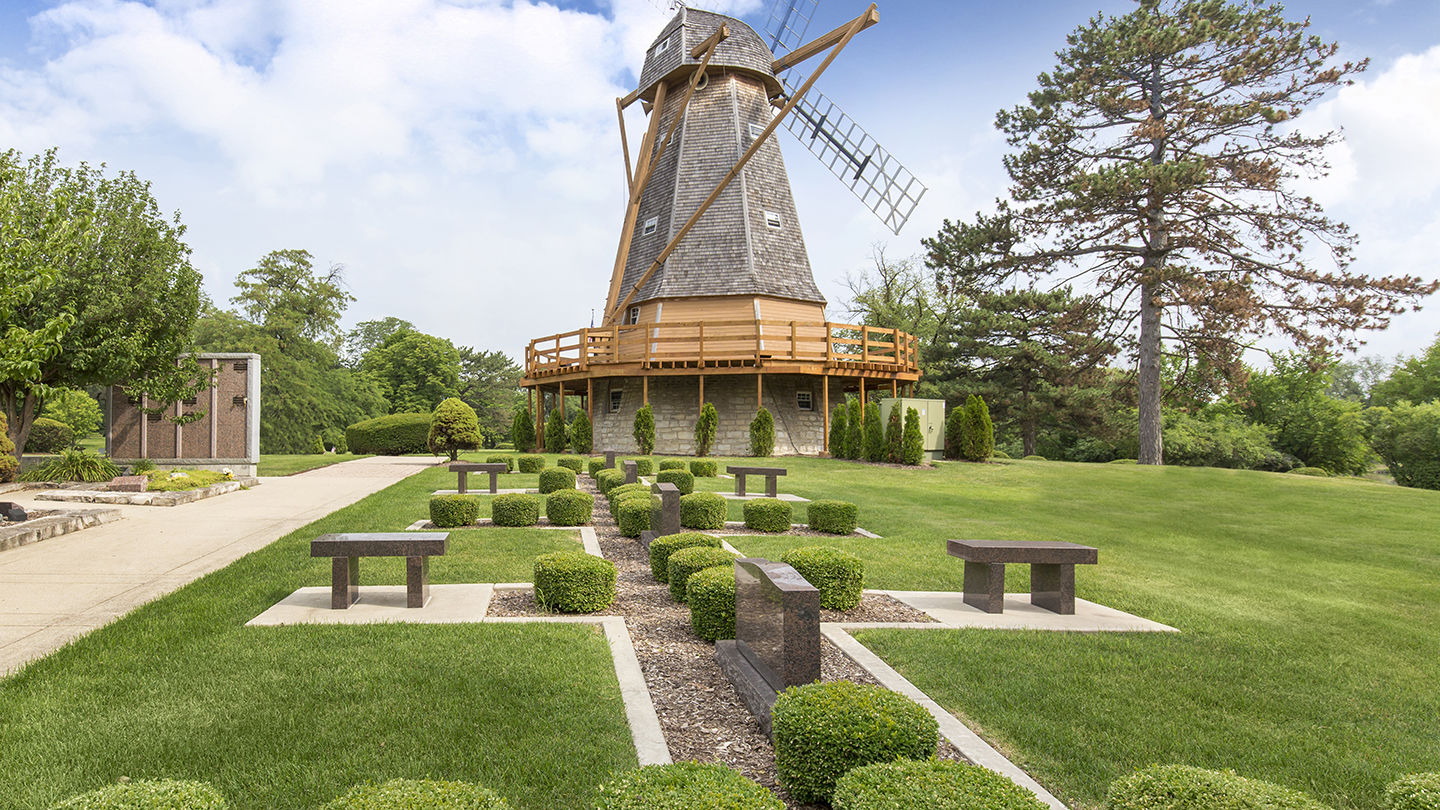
[486,479,961,808]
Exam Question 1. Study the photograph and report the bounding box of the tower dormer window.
[749,122,765,140]
[654,36,670,56]
[764,210,783,230]
[624,306,641,325]
[643,216,658,236]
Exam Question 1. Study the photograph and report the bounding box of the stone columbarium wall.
[591,375,824,456]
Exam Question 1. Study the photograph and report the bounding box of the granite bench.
[449,462,508,494]
[310,532,449,609]
[726,465,787,497]
[946,539,1098,615]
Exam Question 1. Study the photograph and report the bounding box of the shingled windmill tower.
[522,1,927,456]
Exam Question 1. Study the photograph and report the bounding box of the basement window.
[642,216,658,236]
[797,391,813,411]
[610,389,624,413]
[764,210,783,230]
[232,395,246,407]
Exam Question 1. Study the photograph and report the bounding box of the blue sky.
[1,0,1437,365]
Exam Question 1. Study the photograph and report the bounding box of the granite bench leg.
[488,471,499,494]
[332,556,360,609]
[962,561,1005,614]
[735,474,747,497]
[765,475,778,498]
[457,471,468,495]
[1030,563,1075,614]
[406,555,430,608]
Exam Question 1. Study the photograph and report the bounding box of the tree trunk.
[1022,421,1037,458]
[1,387,39,463]
[1137,281,1164,465]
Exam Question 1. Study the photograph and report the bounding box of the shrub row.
[533,550,615,613]
[516,454,545,474]
[492,493,540,527]
[833,759,1045,810]
[486,454,515,472]
[545,489,593,526]
[649,532,721,582]
[658,458,687,471]
[690,459,718,477]
[538,467,576,494]
[616,496,656,537]
[780,546,863,610]
[595,468,625,493]
[595,762,780,810]
[806,500,857,534]
[656,468,693,494]
[555,456,585,474]
[587,457,606,478]
[743,498,791,532]
[667,546,734,602]
[1105,765,1332,810]
[346,412,431,455]
[680,492,726,530]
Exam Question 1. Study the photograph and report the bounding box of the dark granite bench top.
[311,532,449,558]
[946,539,1097,565]
[726,466,787,476]
[448,462,508,473]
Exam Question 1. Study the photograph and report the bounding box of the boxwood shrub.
[1105,765,1331,810]
[1021,454,1046,461]
[687,566,735,641]
[607,482,650,509]
[491,494,540,527]
[486,454,515,473]
[24,416,75,453]
[626,458,654,476]
[771,680,938,804]
[51,779,229,809]
[656,468,694,494]
[744,498,792,532]
[780,546,863,610]
[616,496,656,537]
[667,546,735,602]
[648,532,722,582]
[429,494,480,528]
[346,412,432,455]
[556,456,585,474]
[1385,773,1440,810]
[533,550,616,613]
[594,761,781,810]
[516,454,546,474]
[545,489,593,526]
[595,468,625,494]
[806,500,858,534]
[322,778,507,809]
[689,459,718,477]
[832,759,1046,810]
[1288,466,1330,477]
[538,467,576,494]
[680,491,727,530]
[588,457,606,477]
[658,458,688,471]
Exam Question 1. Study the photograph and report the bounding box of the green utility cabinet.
[878,398,947,460]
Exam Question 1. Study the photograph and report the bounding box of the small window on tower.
[654,36,670,56]
[796,391,814,411]
[625,306,641,325]
[609,390,624,414]
[764,210,783,230]
[749,122,765,140]
[643,216,658,236]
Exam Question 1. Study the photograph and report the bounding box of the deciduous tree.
[361,329,460,414]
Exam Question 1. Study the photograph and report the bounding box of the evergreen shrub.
[830,404,848,459]
[690,459,718,477]
[569,411,592,454]
[628,457,655,476]
[743,498,791,532]
[511,406,535,451]
[310,435,325,455]
[1384,773,1440,810]
[556,456,584,474]
[595,468,625,494]
[616,496,656,537]
[667,546,735,602]
[901,407,924,465]
[833,759,1046,810]
[686,566,736,641]
[862,403,884,462]
[346,412,431,455]
[517,454,546,474]
[771,680,938,804]
[594,762,780,810]
[51,779,229,810]
[633,404,655,454]
[944,404,968,459]
[538,467,576,493]
[659,458,688,471]
[545,489,593,526]
[486,454,515,472]
[649,531,722,582]
[693,402,718,457]
[1105,765,1331,810]
[607,483,650,510]
[24,416,75,453]
[533,551,616,613]
[680,491,727,530]
[780,546,863,610]
[491,494,540,527]
[749,407,775,457]
[427,398,481,461]
[321,778,506,809]
[656,468,694,494]
[543,410,567,453]
[587,457,606,477]
[429,495,480,528]
[806,500,858,534]
[884,406,903,463]
[845,399,863,459]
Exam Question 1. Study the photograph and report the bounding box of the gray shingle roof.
[636,8,782,104]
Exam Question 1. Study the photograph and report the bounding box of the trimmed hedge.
[538,467,576,494]
[806,500,858,534]
[556,456,585,474]
[429,494,480,528]
[25,416,75,453]
[322,779,507,808]
[607,483,651,509]
[616,496,656,538]
[1105,765,1331,810]
[1385,773,1440,810]
[680,492,727,530]
[594,761,781,810]
[780,546,863,610]
[1022,454,1047,461]
[533,550,616,613]
[595,468,625,494]
[993,449,1012,459]
[833,758,1046,810]
[687,566,736,641]
[1288,466,1330,476]
[659,458,688,471]
[689,459,718,477]
[486,454,515,472]
[649,532,722,582]
[51,779,228,809]
[667,546,735,602]
[656,468,694,494]
[627,458,655,476]
[545,489,593,526]
[516,454,546,474]
[588,457,606,477]
[491,494,540,527]
[346,412,432,455]
[744,498,792,532]
[1107,458,1137,464]
[772,680,938,804]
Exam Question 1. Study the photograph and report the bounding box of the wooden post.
[790,321,797,359]
[822,374,830,454]
[891,379,898,398]
[558,382,565,425]
[859,379,865,418]
[643,375,649,407]
[756,374,763,411]
[698,375,705,411]
[862,328,870,364]
[587,378,594,423]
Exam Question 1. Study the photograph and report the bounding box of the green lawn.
[257,453,372,476]
[0,462,633,810]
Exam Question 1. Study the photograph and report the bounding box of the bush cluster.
[686,566,736,641]
[538,467,576,494]
[667,546,736,602]
[806,500,858,534]
[1385,773,1440,810]
[24,416,75,453]
[346,412,432,455]
[749,407,775,457]
[1366,402,1440,490]
[587,457,607,478]
[516,454,546,474]
[656,468,694,495]
[595,468,625,493]
[594,762,781,810]
[322,779,508,809]
[832,759,1046,810]
[0,413,18,484]
[780,546,863,610]
[486,454,515,472]
[616,496,656,537]
[545,489,593,526]
[771,680,938,804]
[429,494,480,528]
[533,550,616,613]
[744,498,792,532]
[491,494,540,527]
[946,395,994,461]
[680,492,727,530]
[427,398,481,461]
[1105,765,1331,810]
[659,458,688,471]
[556,456,584,474]
[689,460,718,477]
[52,779,229,809]
[648,532,722,582]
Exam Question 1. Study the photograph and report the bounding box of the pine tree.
[749,407,775,457]
[544,409,568,454]
[862,403,885,462]
[633,403,655,455]
[829,404,848,459]
[694,402,718,457]
[511,406,535,451]
[569,410,593,454]
[884,405,903,463]
[901,407,924,465]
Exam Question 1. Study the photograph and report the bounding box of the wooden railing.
[525,320,920,378]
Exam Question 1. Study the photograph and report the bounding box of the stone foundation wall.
[590,375,826,456]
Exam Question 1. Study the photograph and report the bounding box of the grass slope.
[257,454,372,476]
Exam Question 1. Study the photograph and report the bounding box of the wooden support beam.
[771,5,878,74]
[891,379,898,398]
[756,374,763,411]
[643,375,649,407]
[698,375,705,411]
[587,378,594,424]
[616,98,633,193]
[610,9,872,324]
[859,379,865,420]
[603,81,668,318]
[690,24,730,58]
[822,374,830,454]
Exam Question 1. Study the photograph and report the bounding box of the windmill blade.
[777,78,927,235]
[763,0,819,56]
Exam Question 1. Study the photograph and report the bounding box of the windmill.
[521,0,925,457]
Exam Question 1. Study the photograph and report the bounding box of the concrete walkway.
[0,455,436,675]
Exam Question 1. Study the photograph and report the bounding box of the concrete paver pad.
[246,584,494,626]
[875,590,1178,632]
[0,455,437,675]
